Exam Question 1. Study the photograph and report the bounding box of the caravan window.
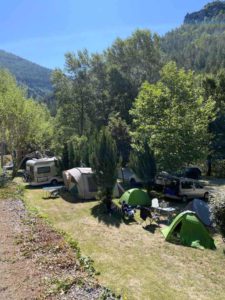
[87,176,97,192]
[37,166,51,174]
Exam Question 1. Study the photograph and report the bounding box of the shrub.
[210,192,225,239]
[212,159,225,178]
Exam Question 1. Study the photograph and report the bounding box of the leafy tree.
[202,70,225,158]
[129,141,156,195]
[130,62,215,171]
[89,128,117,211]
[106,29,162,89]
[0,69,53,173]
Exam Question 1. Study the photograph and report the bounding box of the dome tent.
[185,199,211,226]
[119,188,151,206]
[161,211,216,250]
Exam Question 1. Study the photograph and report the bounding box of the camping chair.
[139,207,159,226]
[151,198,176,224]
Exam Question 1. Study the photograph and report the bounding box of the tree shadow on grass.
[91,202,124,228]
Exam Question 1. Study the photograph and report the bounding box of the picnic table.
[42,185,65,199]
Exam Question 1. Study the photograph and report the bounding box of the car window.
[181,181,193,189]
[195,182,203,189]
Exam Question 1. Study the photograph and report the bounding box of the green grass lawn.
[24,185,225,300]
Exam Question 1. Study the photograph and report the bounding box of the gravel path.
[0,198,117,300]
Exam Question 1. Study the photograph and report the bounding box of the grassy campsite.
[21,181,225,300]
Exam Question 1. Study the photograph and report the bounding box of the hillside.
[184,1,225,24]
[161,1,225,73]
[0,50,53,99]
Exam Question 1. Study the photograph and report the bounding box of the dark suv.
[176,167,202,180]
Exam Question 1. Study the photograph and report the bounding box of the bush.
[212,159,225,178]
[210,192,225,239]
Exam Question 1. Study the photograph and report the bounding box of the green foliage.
[212,159,225,177]
[162,4,225,73]
[68,141,75,169]
[202,70,225,157]
[130,141,156,194]
[130,62,215,171]
[0,69,53,170]
[210,192,225,238]
[106,29,162,88]
[0,50,52,99]
[52,29,162,143]
[89,128,117,205]
[61,143,69,171]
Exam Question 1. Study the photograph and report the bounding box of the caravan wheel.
[51,179,58,186]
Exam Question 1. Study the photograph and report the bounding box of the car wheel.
[204,192,209,201]
[51,179,58,186]
[181,195,188,203]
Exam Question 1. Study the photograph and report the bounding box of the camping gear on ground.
[119,189,151,206]
[121,201,136,220]
[42,185,65,199]
[26,157,63,186]
[161,211,216,250]
[152,198,176,223]
[63,167,124,200]
[185,199,211,226]
[139,206,159,225]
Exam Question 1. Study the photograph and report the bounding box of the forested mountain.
[0,50,52,99]
[184,1,225,24]
[161,1,225,73]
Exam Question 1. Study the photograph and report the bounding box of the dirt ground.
[0,198,116,300]
[0,199,43,299]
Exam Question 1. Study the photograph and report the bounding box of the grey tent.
[185,199,211,226]
[63,167,124,200]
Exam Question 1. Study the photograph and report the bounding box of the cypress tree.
[90,127,117,211]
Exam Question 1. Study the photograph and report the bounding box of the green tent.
[161,211,216,250]
[119,188,151,206]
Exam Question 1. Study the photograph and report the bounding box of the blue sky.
[0,0,211,69]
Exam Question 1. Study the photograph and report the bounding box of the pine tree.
[61,143,69,171]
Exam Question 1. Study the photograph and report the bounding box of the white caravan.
[26,157,63,186]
